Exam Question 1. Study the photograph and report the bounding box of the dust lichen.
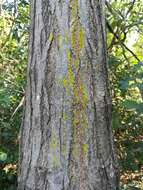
[49,134,60,167]
[66,0,88,188]
[56,1,88,187]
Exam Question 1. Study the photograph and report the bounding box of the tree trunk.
[18,0,119,189]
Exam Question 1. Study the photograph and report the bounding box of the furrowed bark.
[18,0,119,190]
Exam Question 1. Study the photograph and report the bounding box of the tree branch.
[106,20,140,62]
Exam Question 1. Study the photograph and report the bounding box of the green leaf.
[0,152,7,161]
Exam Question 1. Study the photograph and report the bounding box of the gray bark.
[18,0,119,189]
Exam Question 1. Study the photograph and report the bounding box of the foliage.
[107,0,143,188]
[0,0,28,189]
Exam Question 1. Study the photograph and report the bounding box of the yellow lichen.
[57,0,88,184]
[78,27,85,50]
[62,77,67,88]
[50,134,58,149]
[66,49,71,62]
[68,68,74,88]
[53,155,60,167]
[82,143,88,156]
[48,32,53,42]
[63,112,68,120]
[49,135,61,167]
[57,34,63,49]
[67,1,89,188]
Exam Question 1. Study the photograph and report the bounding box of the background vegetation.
[0,0,143,189]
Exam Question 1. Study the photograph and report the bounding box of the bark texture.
[18,0,119,189]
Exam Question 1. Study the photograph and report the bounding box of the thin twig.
[106,20,140,62]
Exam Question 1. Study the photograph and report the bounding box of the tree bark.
[18,0,119,189]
